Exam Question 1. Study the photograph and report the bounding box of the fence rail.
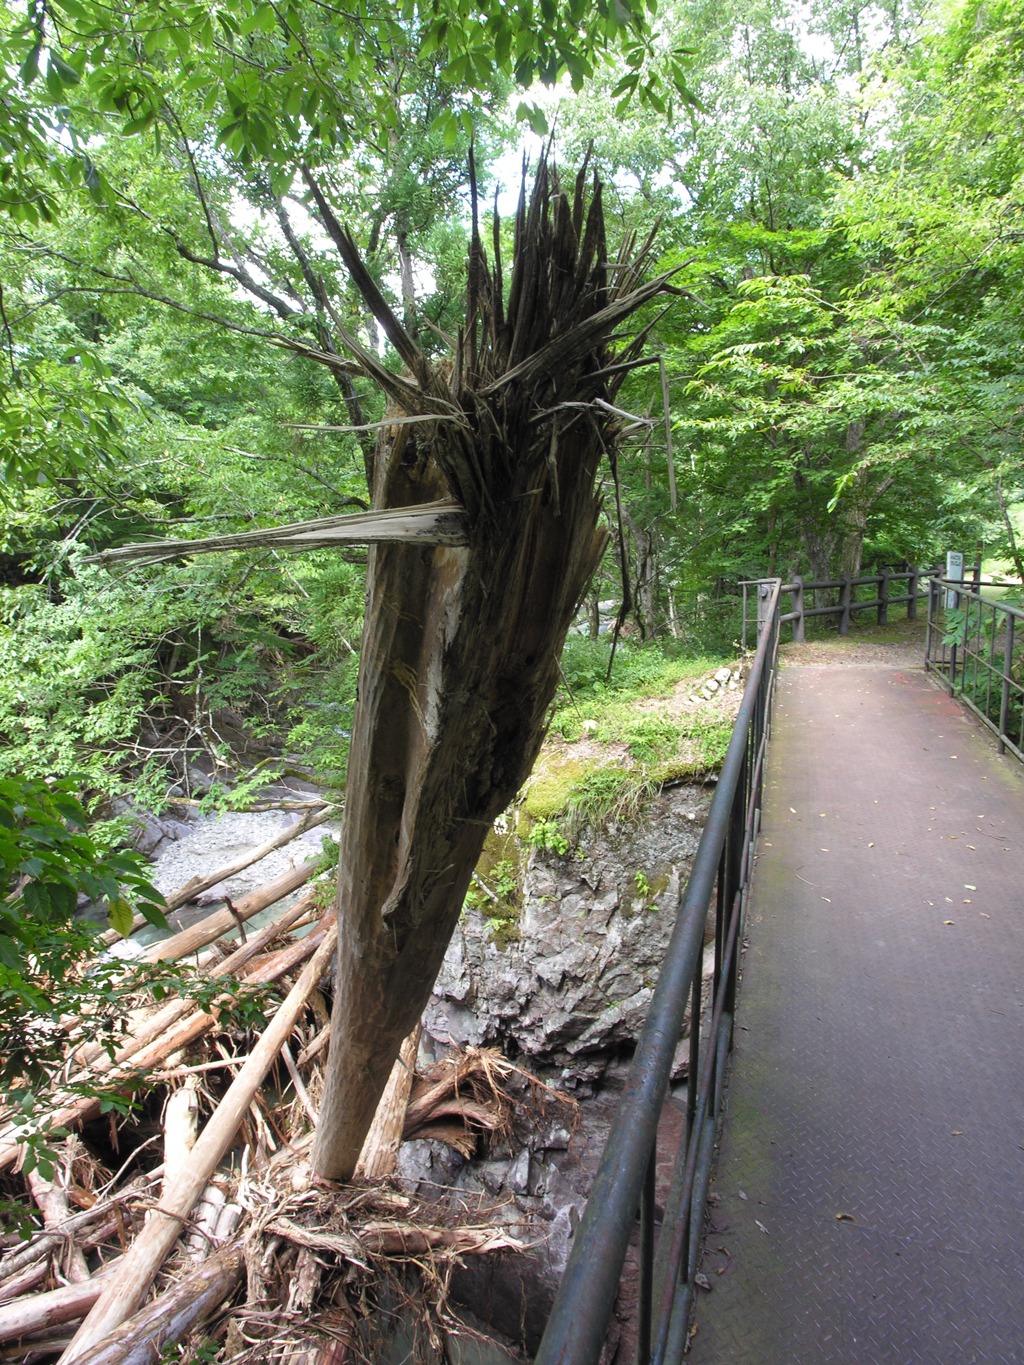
[743,567,939,648]
[925,576,1024,762]
[535,580,782,1365]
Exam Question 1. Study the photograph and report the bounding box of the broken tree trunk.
[309,157,677,1180]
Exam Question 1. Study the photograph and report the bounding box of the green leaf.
[106,896,133,939]
[19,44,41,85]
[49,55,82,87]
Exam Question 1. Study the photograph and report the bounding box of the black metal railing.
[925,576,1024,761]
[743,567,932,648]
[535,580,782,1365]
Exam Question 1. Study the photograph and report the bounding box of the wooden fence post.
[878,568,890,626]
[792,575,805,642]
[839,574,852,635]
[908,569,919,620]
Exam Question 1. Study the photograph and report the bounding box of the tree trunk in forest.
[307,160,678,1181]
[587,589,600,640]
[626,511,657,641]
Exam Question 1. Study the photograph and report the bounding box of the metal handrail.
[925,576,1024,761]
[535,579,782,1365]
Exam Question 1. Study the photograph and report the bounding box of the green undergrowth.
[534,637,735,823]
[465,638,737,947]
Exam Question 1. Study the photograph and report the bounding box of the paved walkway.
[690,665,1024,1365]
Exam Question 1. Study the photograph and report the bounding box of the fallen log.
[61,1246,243,1365]
[0,1261,49,1305]
[72,891,318,1073]
[141,861,322,962]
[281,1044,318,1125]
[0,906,327,1174]
[0,1173,162,1282]
[269,1218,525,1260]
[99,804,336,945]
[0,1260,121,1343]
[296,1024,330,1068]
[61,922,339,1361]
[161,1078,199,1191]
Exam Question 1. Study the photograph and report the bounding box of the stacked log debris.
[0,849,565,1365]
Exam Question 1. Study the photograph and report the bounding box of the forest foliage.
[0,0,1021,992]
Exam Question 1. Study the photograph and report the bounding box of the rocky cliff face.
[399,781,718,1355]
[423,781,716,1084]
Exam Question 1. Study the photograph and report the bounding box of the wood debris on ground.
[0,856,575,1365]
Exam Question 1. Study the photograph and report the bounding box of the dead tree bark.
[306,159,679,1180]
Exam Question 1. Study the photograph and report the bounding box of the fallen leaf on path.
[835,1213,855,1222]
[755,1220,769,1234]
[943,920,955,925]
[965,884,977,890]
[695,1273,712,1291]
[822,897,831,903]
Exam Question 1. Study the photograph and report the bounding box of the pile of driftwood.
[0,827,556,1365]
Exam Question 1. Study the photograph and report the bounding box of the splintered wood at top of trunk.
[311,157,675,1181]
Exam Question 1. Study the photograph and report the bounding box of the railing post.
[999,614,1015,756]
[878,568,890,626]
[637,1151,656,1365]
[924,577,934,670]
[949,586,959,697]
[792,575,805,642]
[839,574,852,635]
[757,582,772,640]
[908,568,919,621]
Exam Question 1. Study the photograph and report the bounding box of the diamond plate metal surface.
[689,666,1024,1365]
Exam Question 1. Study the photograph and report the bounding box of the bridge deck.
[690,664,1024,1365]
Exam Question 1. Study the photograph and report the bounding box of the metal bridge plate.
[690,665,1024,1365]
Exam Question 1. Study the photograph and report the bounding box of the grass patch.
[468,639,738,917]
[565,766,659,829]
[520,640,738,835]
[553,637,730,741]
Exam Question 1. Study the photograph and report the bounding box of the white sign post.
[945,551,964,609]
